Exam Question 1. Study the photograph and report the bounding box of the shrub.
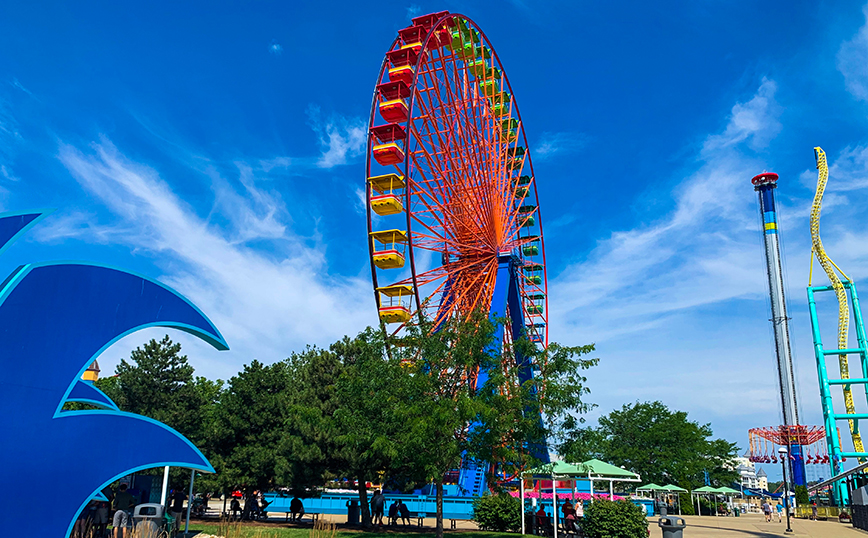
[795,485,809,506]
[678,492,695,515]
[471,493,522,532]
[583,499,648,538]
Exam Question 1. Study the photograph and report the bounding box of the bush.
[583,499,648,538]
[471,493,522,532]
[795,485,809,506]
[678,492,695,515]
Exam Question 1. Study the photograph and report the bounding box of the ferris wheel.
[365,11,548,363]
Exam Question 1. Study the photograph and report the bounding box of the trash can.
[658,516,686,538]
[657,500,667,517]
[133,503,166,538]
[734,507,740,517]
[347,499,360,525]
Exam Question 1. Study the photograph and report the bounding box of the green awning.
[581,459,640,479]
[715,487,741,495]
[524,460,586,477]
[661,484,687,492]
[693,486,718,493]
[637,483,666,491]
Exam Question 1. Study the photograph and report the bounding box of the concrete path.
[654,513,863,537]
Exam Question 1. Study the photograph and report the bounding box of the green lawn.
[185,523,513,538]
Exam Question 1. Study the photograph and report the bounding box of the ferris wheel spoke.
[367,12,549,357]
[421,54,494,221]
[440,49,500,226]
[408,164,500,251]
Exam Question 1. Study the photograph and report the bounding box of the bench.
[273,511,320,523]
[405,512,460,529]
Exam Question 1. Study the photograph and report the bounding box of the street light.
[779,446,793,533]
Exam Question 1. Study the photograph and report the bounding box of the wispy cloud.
[797,144,868,191]
[838,4,868,102]
[306,105,366,169]
[52,139,375,375]
[10,77,33,96]
[0,95,22,187]
[406,5,421,19]
[551,79,781,344]
[269,40,283,56]
[534,131,589,160]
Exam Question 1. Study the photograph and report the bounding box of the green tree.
[208,360,293,497]
[560,401,738,490]
[98,335,222,448]
[395,311,597,538]
[95,335,223,490]
[332,328,417,526]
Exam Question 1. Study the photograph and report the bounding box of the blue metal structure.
[0,210,228,536]
[807,280,868,504]
[455,255,549,497]
[806,147,868,505]
[752,173,807,486]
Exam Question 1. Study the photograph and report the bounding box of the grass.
[185,521,514,538]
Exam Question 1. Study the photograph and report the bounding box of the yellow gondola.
[370,229,409,269]
[368,173,406,216]
[377,284,414,323]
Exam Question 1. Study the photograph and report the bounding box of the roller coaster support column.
[753,172,806,486]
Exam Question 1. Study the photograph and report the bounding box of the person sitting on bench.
[290,497,305,522]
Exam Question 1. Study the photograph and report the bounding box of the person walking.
[370,490,386,527]
[775,502,783,522]
[762,500,772,522]
[811,499,818,520]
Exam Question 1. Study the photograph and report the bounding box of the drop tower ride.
[752,172,807,486]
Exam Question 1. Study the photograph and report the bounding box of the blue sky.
[4,0,868,481]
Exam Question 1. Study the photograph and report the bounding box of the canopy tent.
[715,487,742,517]
[582,459,641,478]
[692,486,719,517]
[520,461,585,538]
[636,483,665,492]
[580,458,641,503]
[519,459,641,536]
[524,460,586,477]
[655,484,688,515]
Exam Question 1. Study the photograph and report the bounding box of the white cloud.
[307,106,367,169]
[551,79,782,344]
[269,41,283,55]
[838,4,868,102]
[0,96,22,184]
[406,5,421,19]
[53,139,375,376]
[703,78,781,151]
[535,132,589,161]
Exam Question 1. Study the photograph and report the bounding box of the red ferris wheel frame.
[364,11,548,349]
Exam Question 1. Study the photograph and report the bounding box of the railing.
[794,505,843,519]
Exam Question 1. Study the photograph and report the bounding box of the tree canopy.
[101,322,598,537]
[559,401,739,489]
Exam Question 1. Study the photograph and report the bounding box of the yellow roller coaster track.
[809,146,863,455]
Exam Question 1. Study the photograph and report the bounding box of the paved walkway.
[655,513,864,537]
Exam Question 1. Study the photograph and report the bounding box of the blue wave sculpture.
[0,210,229,536]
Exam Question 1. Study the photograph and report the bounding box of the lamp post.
[779,446,793,533]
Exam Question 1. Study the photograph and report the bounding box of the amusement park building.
[757,468,768,490]
[735,457,761,490]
